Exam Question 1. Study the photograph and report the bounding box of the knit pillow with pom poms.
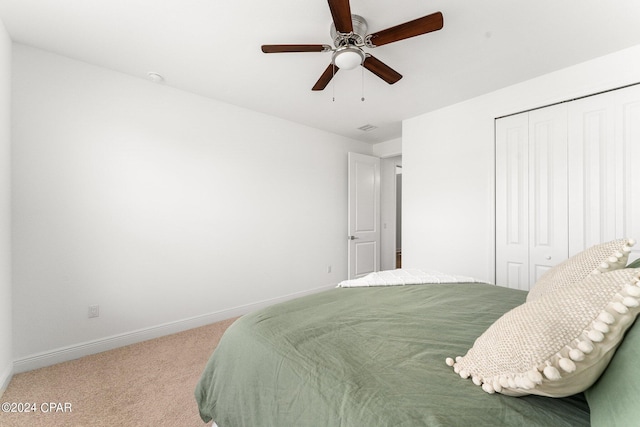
[527,238,635,302]
[447,268,640,397]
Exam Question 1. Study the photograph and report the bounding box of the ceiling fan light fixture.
[332,47,365,70]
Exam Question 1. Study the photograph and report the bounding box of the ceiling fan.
[261,0,443,91]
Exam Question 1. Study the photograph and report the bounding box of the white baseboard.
[0,363,12,397]
[13,283,336,374]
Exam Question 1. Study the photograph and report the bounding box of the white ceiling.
[1,0,639,143]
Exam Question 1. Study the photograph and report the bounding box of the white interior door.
[568,90,618,255]
[617,84,640,264]
[495,104,568,289]
[528,104,569,284]
[495,112,530,289]
[348,152,380,279]
[567,84,640,263]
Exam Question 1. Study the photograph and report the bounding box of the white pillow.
[447,268,640,397]
[527,238,635,302]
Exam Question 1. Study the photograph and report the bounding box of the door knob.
[545,255,552,260]
[348,236,359,240]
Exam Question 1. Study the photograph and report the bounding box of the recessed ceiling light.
[146,72,164,83]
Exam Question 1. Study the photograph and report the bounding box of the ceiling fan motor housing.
[330,14,368,47]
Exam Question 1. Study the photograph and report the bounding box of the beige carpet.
[0,317,238,427]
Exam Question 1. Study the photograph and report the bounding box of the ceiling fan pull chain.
[332,64,336,102]
[361,66,365,102]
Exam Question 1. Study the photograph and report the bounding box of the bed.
[195,240,640,427]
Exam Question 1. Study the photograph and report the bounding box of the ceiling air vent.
[357,124,377,132]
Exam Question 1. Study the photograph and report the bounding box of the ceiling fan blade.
[312,64,339,91]
[327,0,353,33]
[366,12,443,47]
[261,44,330,53]
[362,56,402,85]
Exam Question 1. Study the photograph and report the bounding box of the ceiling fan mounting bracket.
[330,14,368,48]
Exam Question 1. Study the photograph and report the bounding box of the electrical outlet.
[88,305,100,318]
[327,265,332,273]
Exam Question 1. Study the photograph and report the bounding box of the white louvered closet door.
[495,104,568,290]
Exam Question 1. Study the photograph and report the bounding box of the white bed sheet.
[337,268,485,287]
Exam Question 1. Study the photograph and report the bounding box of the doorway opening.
[395,165,402,268]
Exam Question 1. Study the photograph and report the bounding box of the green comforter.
[195,283,590,426]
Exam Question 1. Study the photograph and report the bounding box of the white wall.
[373,138,401,158]
[0,18,12,394]
[11,44,372,369]
[403,44,640,283]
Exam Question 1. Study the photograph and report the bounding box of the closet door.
[528,104,568,283]
[495,104,568,289]
[568,91,618,254]
[497,84,640,290]
[496,112,529,289]
[568,84,640,262]
[618,85,640,263]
